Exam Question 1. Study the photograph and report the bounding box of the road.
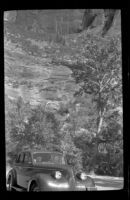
[89,175,124,190]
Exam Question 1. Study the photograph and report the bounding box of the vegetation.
[52,32,122,172]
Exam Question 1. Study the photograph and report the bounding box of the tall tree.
[82,9,98,30]
[102,9,117,37]
[81,9,118,36]
[52,33,122,170]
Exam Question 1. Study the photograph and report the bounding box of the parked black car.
[6,150,97,191]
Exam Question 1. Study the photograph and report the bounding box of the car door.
[20,152,34,188]
[14,152,25,187]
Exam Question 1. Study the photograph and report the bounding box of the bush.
[6,98,61,155]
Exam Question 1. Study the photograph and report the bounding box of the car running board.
[11,185,27,192]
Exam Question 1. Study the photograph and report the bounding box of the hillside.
[4,9,121,107]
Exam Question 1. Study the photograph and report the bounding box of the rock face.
[4,10,120,35]
[4,11,17,22]
[81,9,120,36]
[4,10,121,108]
[4,39,74,108]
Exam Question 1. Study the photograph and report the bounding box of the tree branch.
[101,73,109,84]
[100,76,112,92]
[100,68,117,92]
[88,79,100,86]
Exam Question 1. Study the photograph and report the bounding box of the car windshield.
[32,152,65,165]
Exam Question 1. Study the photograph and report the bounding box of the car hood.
[33,163,72,172]
[32,163,74,179]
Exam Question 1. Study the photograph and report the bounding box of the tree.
[52,33,122,171]
[55,100,83,172]
[55,96,98,172]
[81,9,119,36]
[6,97,61,159]
[102,9,118,36]
[82,9,98,31]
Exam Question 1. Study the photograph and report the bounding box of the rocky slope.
[4,10,121,109]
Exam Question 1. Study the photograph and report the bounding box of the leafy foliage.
[6,97,60,154]
[51,32,122,175]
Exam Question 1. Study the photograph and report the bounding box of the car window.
[33,153,65,165]
[15,153,24,163]
[24,152,32,164]
[15,154,20,163]
[19,153,24,163]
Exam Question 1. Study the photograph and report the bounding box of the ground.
[89,175,124,190]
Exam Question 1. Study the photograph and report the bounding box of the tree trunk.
[97,111,104,134]
[92,91,105,172]
[97,91,106,135]
[92,113,104,172]
[94,110,104,155]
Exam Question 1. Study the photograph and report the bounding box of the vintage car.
[6,150,97,191]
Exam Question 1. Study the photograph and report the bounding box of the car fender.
[6,169,16,182]
[27,173,51,191]
[6,168,17,188]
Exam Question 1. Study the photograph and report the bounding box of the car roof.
[32,151,63,155]
[20,150,63,155]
